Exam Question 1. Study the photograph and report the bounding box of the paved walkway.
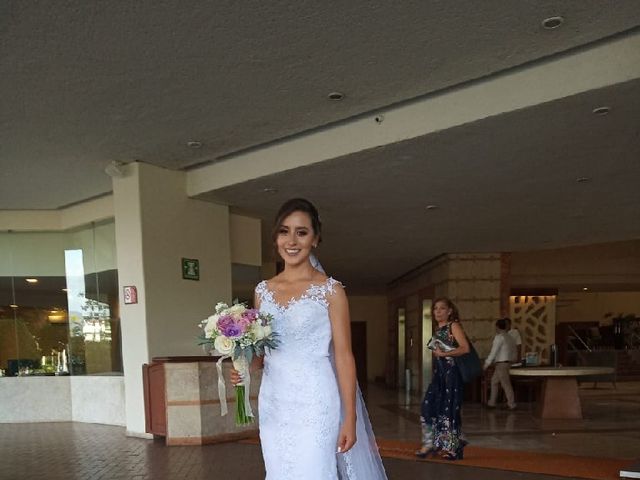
[0,422,570,480]
[3,382,639,479]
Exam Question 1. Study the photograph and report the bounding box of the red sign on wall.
[123,286,138,305]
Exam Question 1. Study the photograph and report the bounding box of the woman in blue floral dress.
[417,297,470,461]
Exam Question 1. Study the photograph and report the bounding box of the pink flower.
[236,316,252,331]
[217,315,235,331]
[242,309,258,322]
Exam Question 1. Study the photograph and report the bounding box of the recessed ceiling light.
[583,287,589,291]
[542,16,564,29]
[592,106,610,116]
[425,205,439,211]
[262,187,278,194]
[25,278,38,284]
[576,177,591,183]
[187,140,203,149]
[328,92,345,101]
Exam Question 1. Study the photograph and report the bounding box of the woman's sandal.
[441,449,464,461]
[415,446,437,458]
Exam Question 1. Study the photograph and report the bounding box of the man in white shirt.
[484,318,517,410]
[506,317,522,362]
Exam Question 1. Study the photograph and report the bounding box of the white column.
[113,162,232,436]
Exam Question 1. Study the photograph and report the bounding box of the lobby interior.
[2,2,640,479]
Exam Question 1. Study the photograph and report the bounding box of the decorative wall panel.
[510,295,556,362]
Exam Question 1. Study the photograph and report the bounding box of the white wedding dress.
[256,277,387,480]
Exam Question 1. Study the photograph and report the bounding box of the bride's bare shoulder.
[265,273,285,289]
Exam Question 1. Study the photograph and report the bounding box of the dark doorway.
[351,321,368,388]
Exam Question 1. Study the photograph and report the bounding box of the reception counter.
[143,356,262,446]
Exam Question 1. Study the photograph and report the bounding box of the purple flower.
[242,309,258,322]
[217,315,234,330]
[220,323,243,338]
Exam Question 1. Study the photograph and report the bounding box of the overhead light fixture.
[26,278,38,284]
[583,287,589,291]
[576,177,591,183]
[9,304,18,309]
[328,92,345,101]
[592,106,610,116]
[48,309,67,323]
[542,16,564,30]
[425,205,439,211]
[187,140,203,149]
[104,161,126,178]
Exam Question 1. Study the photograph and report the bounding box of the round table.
[509,366,614,419]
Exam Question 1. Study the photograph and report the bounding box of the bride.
[231,198,387,479]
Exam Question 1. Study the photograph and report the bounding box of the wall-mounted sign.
[123,285,138,304]
[182,258,200,281]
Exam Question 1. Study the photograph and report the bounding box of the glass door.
[421,299,433,390]
[397,307,405,387]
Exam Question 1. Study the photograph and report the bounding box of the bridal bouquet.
[199,302,277,425]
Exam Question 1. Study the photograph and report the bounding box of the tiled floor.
[1,382,638,480]
[371,381,640,459]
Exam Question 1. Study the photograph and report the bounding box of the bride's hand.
[337,420,357,453]
[229,368,243,385]
[229,356,264,385]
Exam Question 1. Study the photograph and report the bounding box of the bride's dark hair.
[271,198,322,244]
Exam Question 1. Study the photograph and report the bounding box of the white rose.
[203,315,219,338]
[228,304,246,315]
[262,325,272,338]
[214,336,235,355]
[252,323,266,340]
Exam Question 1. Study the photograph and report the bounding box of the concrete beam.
[187,31,640,196]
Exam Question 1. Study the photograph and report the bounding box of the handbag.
[454,339,482,383]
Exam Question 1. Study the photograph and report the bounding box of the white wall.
[230,214,262,266]
[0,376,124,425]
[70,376,125,426]
[137,163,232,358]
[0,222,117,276]
[0,377,71,422]
[0,232,68,276]
[0,195,113,231]
[348,295,387,382]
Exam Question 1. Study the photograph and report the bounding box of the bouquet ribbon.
[216,354,253,419]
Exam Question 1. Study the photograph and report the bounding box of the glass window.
[0,221,121,377]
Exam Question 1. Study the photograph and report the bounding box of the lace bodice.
[255,277,341,359]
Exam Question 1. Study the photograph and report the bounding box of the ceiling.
[1,1,639,288]
[205,79,640,288]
